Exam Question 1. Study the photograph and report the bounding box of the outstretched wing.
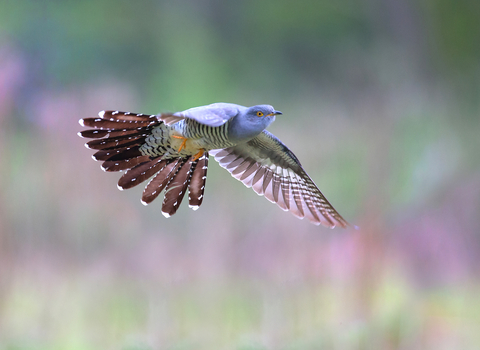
[170,103,241,127]
[210,131,349,228]
[79,110,210,217]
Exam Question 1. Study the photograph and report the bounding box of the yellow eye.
[256,111,264,117]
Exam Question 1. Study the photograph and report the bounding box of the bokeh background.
[1,0,479,349]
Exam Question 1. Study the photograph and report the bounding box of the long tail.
[78,110,209,217]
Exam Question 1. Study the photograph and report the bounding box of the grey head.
[228,104,282,143]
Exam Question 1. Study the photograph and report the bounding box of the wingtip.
[336,221,354,230]
[117,184,124,191]
[78,119,85,127]
[98,110,105,118]
[141,199,148,206]
[189,204,200,211]
[161,211,171,218]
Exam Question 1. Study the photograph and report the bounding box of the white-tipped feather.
[241,172,255,188]
[275,188,289,211]
[252,177,265,195]
[263,179,275,204]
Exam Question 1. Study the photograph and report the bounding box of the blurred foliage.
[0,0,479,349]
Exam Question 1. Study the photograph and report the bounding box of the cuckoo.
[78,103,349,228]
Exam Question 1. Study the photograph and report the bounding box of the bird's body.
[78,103,349,228]
[141,115,233,159]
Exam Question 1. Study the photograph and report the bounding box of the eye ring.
[256,111,264,117]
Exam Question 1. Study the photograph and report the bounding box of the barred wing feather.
[79,110,210,216]
[210,131,349,228]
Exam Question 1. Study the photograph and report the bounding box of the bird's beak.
[267,110,283,117]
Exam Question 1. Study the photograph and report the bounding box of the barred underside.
[180,118,235,149]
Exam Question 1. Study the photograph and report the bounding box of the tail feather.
[80,111,157,130]
[86,134,148,150]
[79,127,150,139]
[80,111,164,174]
[79,111,160,141]
[81,117,153,130]
[78,129,110,139]
[162,158,193,217]
[101,156,150,172]
[118,158,168,190]
[93,146,143,161]
[188,153,208,210]
[79,110,211,218]
[141,159,182,205]
[99,110,157,122]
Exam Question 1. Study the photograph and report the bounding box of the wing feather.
[141,159,182,205]
[162,159,193,217]
[210,131,349,228]
[188,153,208,210]
[117,158,167,190]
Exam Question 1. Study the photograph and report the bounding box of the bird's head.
[229,105,283,143]
[246,105,282,124]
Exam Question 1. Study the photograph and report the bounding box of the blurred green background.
[1,0,479,349]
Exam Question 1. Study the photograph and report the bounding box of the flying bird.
[78,103,349,228]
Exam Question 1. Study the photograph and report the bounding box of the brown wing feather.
[117,158,168,190]
[80,111,163,164]
[93,146,143,161]
[85,133,148,150]
[78,127,150,139]
[141,159,182,205]
[80,110,157,129]
[188,153,208,210]
[101,156,151,172]
[79,110,211,218]
[161,159,193,217]
[99,110,157,122]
